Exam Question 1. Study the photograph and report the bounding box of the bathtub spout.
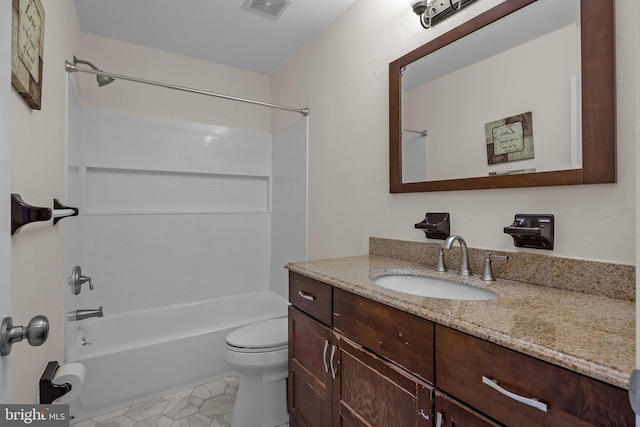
[68,307,103,321]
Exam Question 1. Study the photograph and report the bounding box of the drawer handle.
[322,340,330,374]
[330,344,337,379]
[482,376,548,412]
[298,290,316,301]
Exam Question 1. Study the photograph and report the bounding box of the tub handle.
[322,339,330,374]
[69,266,93,295]
[298,290,316,302]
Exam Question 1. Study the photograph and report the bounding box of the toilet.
[224,317,289,427]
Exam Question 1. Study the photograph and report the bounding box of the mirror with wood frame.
[389,0,615,193]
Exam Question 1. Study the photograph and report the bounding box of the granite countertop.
[286,255,635,389]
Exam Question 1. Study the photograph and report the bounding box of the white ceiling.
[74,0,359,75]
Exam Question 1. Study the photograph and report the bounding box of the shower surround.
[66,88,306,420]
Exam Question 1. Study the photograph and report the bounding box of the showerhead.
[72,56,115,87]
[96,74,115,87]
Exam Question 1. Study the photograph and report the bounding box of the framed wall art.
[11,0,45,110]
[485,112,534,165]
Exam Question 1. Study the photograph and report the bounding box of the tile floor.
[71,375,289,427]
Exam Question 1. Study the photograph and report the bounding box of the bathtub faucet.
[67,306,103,321]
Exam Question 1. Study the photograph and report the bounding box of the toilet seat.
[225,317,288,353]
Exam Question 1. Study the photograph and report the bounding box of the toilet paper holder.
[39,361,72,404]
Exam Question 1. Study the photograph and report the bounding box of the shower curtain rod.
[64,61,309,117]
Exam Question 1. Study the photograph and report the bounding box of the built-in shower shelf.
[81,210,271,216]
[74,166,271,214]
[70,165,271,179]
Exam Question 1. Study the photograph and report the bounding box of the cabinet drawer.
[333,288,435,383]
[289,271,333,326]
[436,325,634,426]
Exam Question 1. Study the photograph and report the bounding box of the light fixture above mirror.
[411,0,480,29]
[390,0,615,193]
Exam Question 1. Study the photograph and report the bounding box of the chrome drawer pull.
[298,290,316,301]
[323,340,330,374]
[482,376,548,412]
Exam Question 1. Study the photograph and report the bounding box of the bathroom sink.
[372,274,497,300]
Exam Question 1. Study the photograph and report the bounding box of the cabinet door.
[435,391,504,427]
[335,333,434,427]
[289,306,334,427]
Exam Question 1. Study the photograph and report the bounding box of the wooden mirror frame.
[389,0,615,193]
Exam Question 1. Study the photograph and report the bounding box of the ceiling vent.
[242,0,293,20]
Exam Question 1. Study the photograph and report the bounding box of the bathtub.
[66,290,289,422]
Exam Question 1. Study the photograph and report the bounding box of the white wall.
[272,0,637,266]
[75,33,272,132]
[10,0,80,403]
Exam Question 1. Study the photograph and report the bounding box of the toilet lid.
[226,317,288,350]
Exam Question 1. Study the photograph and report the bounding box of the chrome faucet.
[442,235,472,276]
[67,306,103,321]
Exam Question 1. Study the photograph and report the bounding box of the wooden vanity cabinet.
[289,271,634,426]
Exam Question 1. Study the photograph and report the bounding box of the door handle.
[330,344,337,379]
[0,315,49,356]
[322,339,330,374]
